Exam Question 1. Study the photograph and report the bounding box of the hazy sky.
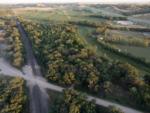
[0,0,150,4]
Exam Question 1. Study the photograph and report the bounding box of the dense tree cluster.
[21,20,150,112]
[5,20,25,68]
[50,89,124,113]
[51,89,97,113]
[0,76,27,113]
[89,14,127,21]
[22,21,104,91]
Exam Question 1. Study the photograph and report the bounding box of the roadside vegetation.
[5,19,25,68]
[21,20,150,112]
[50,89,124,113]
[0,75,27,113]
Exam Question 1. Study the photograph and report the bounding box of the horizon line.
[0,2,150,5]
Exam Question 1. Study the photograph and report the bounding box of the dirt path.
[16,20,49,113]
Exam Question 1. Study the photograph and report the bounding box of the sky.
[0,0,150,4]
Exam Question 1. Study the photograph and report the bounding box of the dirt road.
[16,20,49,113]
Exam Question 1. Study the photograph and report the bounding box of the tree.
[118,63,144,87]
[51,89,97,113]
[63,72,76,85]
[87,72,99,91]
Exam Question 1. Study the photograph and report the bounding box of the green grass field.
[115,44,150,62]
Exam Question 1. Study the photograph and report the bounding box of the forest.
[21,20,150,112]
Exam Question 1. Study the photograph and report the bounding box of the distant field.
[17,8,106,23]
[17,10,68,22]
[108,30,150,39]
[14,7,54,11]
[0,8,13,16]
[115,44,150,62]
[133,13,150,20]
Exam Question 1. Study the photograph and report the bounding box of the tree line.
[69,20,150,32]
[88,14,127,21]
[5,19,25,68]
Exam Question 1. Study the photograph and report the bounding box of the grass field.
[115,44,150,62]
